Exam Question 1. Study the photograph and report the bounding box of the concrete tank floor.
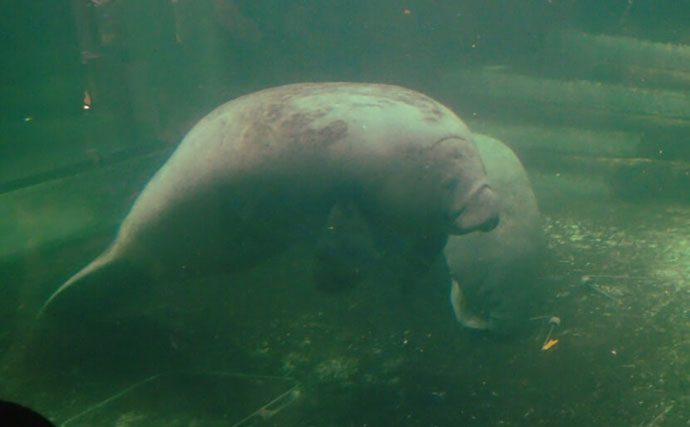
[1,200,688,426]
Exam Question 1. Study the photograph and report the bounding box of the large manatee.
[447,134,544,333]
[40,83,499,317]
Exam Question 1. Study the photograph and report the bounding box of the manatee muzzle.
[450,183,499,234]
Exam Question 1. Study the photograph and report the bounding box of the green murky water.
[2,1,689,425]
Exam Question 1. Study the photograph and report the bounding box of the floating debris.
[542,339,559,351]
[541,316,561,350]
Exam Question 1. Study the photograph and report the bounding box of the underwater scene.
[1,1,689,425]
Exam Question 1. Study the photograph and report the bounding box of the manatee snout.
[451,184,500,234]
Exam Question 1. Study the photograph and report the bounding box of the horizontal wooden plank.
[467,120,644,159]
[523,152,690,205]
[556,31,690,75]
[436,69,690,137]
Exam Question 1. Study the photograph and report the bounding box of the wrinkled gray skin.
[41,83,499,317]
[447,134,544,334]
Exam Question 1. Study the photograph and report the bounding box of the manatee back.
[110,83,481,276]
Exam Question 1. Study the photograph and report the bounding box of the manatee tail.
[38,247,146,320]
[31,251,179,379]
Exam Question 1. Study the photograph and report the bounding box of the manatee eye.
[453,144,470,160]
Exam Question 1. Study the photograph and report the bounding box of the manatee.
[446,134,544,333]
[40,83,499,317]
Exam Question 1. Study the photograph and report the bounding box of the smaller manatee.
[446,134,545,333]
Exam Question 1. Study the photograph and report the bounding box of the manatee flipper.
[450,279,489,330]
[313,201,379,292]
